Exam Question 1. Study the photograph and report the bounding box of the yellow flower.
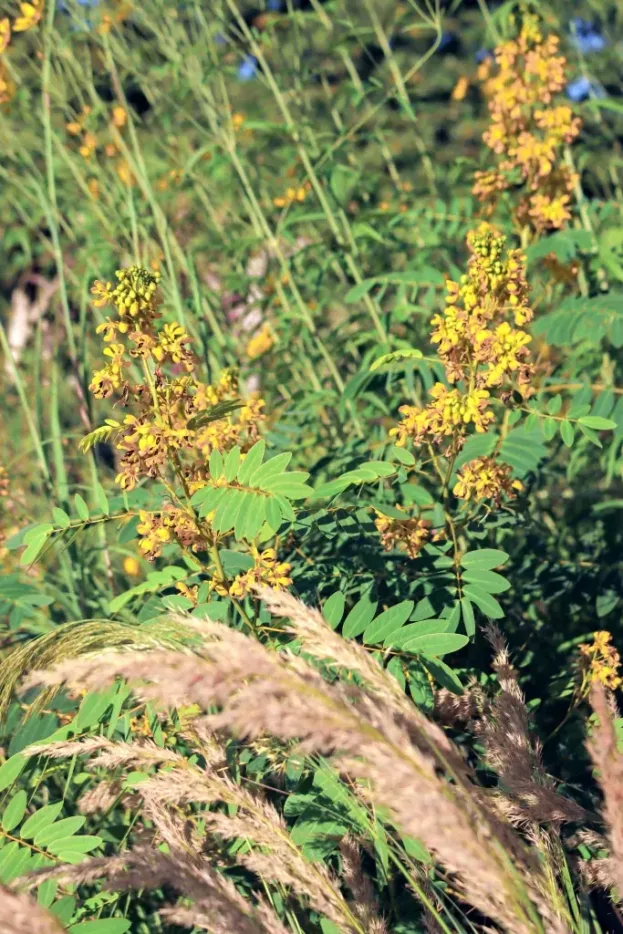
[78,131,98,160]
[0,18,10,54]
[111,105,127,128]
[451,75,469,101]
[116,159,135,186]
[273,185,307,208]
[245,324,274,360]
[13,1,42,33]
[232,112,245,130]
[123,555,141,576]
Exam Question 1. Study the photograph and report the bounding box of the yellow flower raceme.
[454,457,522,505]
[387,223,534,552]
[87,267,270,568]
[375,510,430,559]
[390,384,494,447]
[210,548,292,599]
[474,14,580,232]
[13,0,43,32]
[579,632,622,693]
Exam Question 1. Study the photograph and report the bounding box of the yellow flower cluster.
[391,224,534,453]
[579,631,622,693]
[375,510,430,560]
[210,548,292,598]
[136,507,205,560]
[0,2,44,104]
[273,184,310,208]
[453,457,523,505]
[474,14,581,232]
[87,266,267,561]
[66,104,134,187]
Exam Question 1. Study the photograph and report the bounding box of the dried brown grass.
[21,588,607,934]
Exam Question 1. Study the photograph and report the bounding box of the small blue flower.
[475,48,493,63]
[267,0,283,10]
[238,55,259,81]
[438,32,454,52]
[570,18,606,55]
[566,75,606,102]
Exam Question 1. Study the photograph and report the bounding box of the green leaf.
[2,790,27,832]
[547,395,562,415]
[460,549,509,571]
[220,550,254,577]
[0,843,32,883]
[223,446,241,482]
[462,585,505,619]
[209,448,224,481]
[0,755,27,792]
[342,595,377,639]
[323,592,345,630]
[385,620,453,648]
[577,416,617,430]
[20,531,50,567]
[462,569,510,594]
[50,895,75,924]
[213,488,246,535]
[46,835,103,856]
[237,440,265,485]
[234,491,256,539]
[363,601,414,645]
[260,472,311,499]
[265,496,283,533]
[21,803,64,840]
[579,424,602,448]
[560,420,575,447]
[35,816,86,848]
[401,632,469,657]
[251,452,293,488]
[198,487,227,518]
[76,690,114,731]
[94,484,110,517]
[37,879,58,908]
[69,922,131,934]
[74,494,90,522]
[460,597,475,637]
[421,657,464,694]
[369,348,423,372]
[391,445,415,466]
[52,507,71,528]
[241,496,266,540]
[543,418,557,441]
